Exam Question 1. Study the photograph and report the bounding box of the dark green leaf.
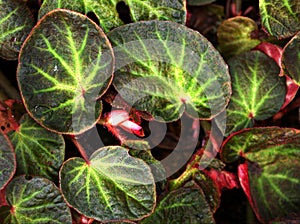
[0,176,72,224]
[17,9,114,134]
[187,0,216,6]
[7,114,65,180]
[0,0,35,60]
[221,127,300,162]
[217,16,261,59]
[141,182,215,224]
[60,146,156,222]
[122,140,167,192]
[39,0,186,32]
[225,51,286,135]
[0,133,15,190]
[259,0,300,38]
[108,20,231,122]
[282,31,300,85]
[193,171,220,213]
[221,127,300,223]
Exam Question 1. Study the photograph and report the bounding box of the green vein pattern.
[39,0,186,33]
[17,9,114,134]
[108,20,231,121]
[225,51,286,135]
[8,114,65,181]
[60,146,156,222]
[221,127,300,223]
[259,0,300,38]
[0,176,72,224]
[0,0,35,60]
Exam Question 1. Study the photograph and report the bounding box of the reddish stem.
[70,136,90,165]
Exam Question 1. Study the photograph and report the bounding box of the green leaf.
[7,114,65,181]
[17,9,114,134]
[141,182,215,224]
[217,16,261,59]
[60,146,156,222]
[259,0,300,38]
[221,127,300,223]
[0,176,72,224]
[193,171,220,213]
[282,31,300,85]
[39,0,186,33]
[0,0,35,60]
[122,140,167,192]
[0,133,15,190]
[108,20,231,122]
[187,0,216,6]
[221,127,300,163]
[225,51,286,135]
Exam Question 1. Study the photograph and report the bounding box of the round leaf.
[259,0,300,38]
[39,0,186,32]
[141,183,215,224]
[282,31,300,85]
[221,127,300,223]
[0,0,35,60]
[0,176,72,224]
[0,133,15,190]
[108,20,231,122]
[217,16,261,59]
[17,9,114,134]
[7,114,65,181]
[60,146,156,222]
[225,51,286,135]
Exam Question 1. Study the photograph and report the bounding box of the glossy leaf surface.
[259,0,300,38]
[39,0,186,32]
[225,51,286,135]
[282,31,300,85]
[17,9,114,134]
[8,114,65,180]
[60,146,155,221]
[221,127,300,223]
[0,176,72,224]
[108,20,231,122]
[0,133,15,190]
[0,0,35,60]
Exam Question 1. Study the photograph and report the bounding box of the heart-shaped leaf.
[217,16,261,59]
[60,146,156,222]
[221,127,300,223]
[259,0,300,38]
[0,0,35,60]
[282,31,300,85]
[141,181,215,224]
[0,133,15,190]
[0,176,72,223]
[108,20,231,122]
[39,0,186,32]
[225,51,286,135]
[17,9,114,134]
[7,114,65,181]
